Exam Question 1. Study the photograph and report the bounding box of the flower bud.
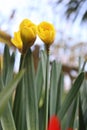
[11,19,37,53]
[19,19,37,49]
[37,21,56,45]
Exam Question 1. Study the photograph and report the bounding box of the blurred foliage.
[0,30,13,46]
[57,0,87,23]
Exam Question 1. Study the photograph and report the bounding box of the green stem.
[45,53,50,130]
[81,60,86,72]
[20,52,27,70]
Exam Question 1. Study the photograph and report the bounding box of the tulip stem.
[45,44,50,55]
[45,52,50,130]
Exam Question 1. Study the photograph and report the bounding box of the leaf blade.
[0,70,25,116]
[58,72,84,120]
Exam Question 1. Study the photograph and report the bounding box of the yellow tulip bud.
[11,19,37,53]
[19,19,37,47]
[37,21,56,45]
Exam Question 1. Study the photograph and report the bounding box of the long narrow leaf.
[79,95,86,130]
[38,51,47,130]
[56,72,64,113]
[35,60,43,103]
[0,75,16,130]
[1,104,16,130]
[66,98,77,129]
[24,49,39,130]
[13,55,27,130]
[2,45,10,84]
[58,72,84,120]
[5,52,15,85]
[0,70,24,116]
[50,61,62,116]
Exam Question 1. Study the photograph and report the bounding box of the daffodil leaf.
[24,49,39,130]
[13,55,27,130]
[3,45,15,85]
[3,45,10,84]
[0,75,16,130]
[35,59,43,104]
[38,51,47,130]
[50,61,62,116]
[0,70,24,130]
[56,72,64,113]
[66,97,77,128]
[13,49,39,130]
[79,95,86,130]
[5,52,15,85]
[0,46,19,130]
[0,70,24,116]
[40,50,47,80]
[83,108,87,127]
[39,100,46,130]
[0,104,16,130]
[58,72,84,120]
[80,78,87,127]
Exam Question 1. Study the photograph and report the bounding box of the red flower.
[48,115,61,130]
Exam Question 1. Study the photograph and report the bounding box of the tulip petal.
[11,31,22,50]
[48,115,61,130]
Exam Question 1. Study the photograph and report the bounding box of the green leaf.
[0,75,16,130]
[35,50,47,105]
[58,72,84,120]
[25,49,39,130]
[83,108,87,127]
[2,45,10,84]
[0,104,16,130]
[5,52,15,85]
[2,45,15,85]
[79,95,86,130]
[66,98,77,129]
[56,72,64,113]
[40,51,47,80]
[38,51,47,108]
[38,51,47,130]
[35,59,43,104]
[50,61,62,116]
[13,80,27,130]
[80,78,87,127]
[13,55,27,130]
[38,101,46,130]
[0,69,25,116]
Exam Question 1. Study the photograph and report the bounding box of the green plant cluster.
[0,45,86,130]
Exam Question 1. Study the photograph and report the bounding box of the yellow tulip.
[11,19,37,53]
[37,21,56,45]
[11,31,22,52]
[19,19,37,46]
